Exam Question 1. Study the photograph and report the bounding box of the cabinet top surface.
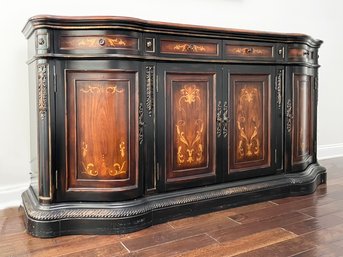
[23,15,322,46]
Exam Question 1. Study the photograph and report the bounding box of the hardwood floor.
[2,157,343,257]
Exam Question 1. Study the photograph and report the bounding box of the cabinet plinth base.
[22,164,326,238]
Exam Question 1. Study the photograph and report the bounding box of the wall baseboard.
[318,143,343,160]
[0,183,28,210]
[0,144,342,209]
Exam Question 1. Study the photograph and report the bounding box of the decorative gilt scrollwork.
[175,84,204,166]
[216,101,222,138]
[286,99,293,133]
[146,66,154,117]
[37,63,48,120]
[174,43,206,53]
[275,70,283,109]
[138,103,144,145]
[81,141,127,177]
[222,101,229,138]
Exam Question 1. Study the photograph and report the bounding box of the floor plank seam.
[120,241,131,253]
[268,200,279,205]
[288,246,317,257]
[205,232,221,244]
[226,217,242,225]
[122,233,210,253]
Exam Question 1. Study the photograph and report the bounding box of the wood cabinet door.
[157,64,221,190]
[224,66,281,180]
[56,61,142,201]
[285,67,316,172]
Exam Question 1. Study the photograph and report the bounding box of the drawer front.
[57,30,140,54]
[160,38,220,57]
[288,44,316,63]
[225,41,275,59]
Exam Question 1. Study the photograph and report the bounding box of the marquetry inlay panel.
[60,35,138,50]
[165,72,216,182]
[230,74,271,171]
[66,70,139,190]
[226,44,273,58]
[160,39,218,56]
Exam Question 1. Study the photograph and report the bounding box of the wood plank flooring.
[1,157,343,257]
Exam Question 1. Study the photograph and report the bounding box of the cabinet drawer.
[288,44,316,63]
[225,41,275,60]
[57,30,140,54]
[159,37,220,57]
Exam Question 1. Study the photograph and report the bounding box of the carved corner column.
[35,29,53,203]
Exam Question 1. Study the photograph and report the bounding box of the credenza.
[22,15,326,237]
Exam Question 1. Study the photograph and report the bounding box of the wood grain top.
[22,15,323,47]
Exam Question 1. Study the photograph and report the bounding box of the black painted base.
[22,163,326,238]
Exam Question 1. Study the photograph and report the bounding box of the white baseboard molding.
[318,143,343,160]
[0,144,341,210]
[0,182,28,210]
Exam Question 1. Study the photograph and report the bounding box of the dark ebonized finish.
[22,16,325,237]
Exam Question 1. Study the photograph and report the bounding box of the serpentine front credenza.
[21,15,326,237]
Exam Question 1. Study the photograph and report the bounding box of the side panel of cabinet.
[285,66,316,172]
[55,61,142,201]
[157,64,221,190]
[224,66,281,180]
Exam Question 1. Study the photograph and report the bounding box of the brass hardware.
[145,38,155,52]
[99,38,105,46]
[187,44,194,51]
[275,70,283,109]
[222,101,228,138]
[303,50,310,56]
[216,101,222,138]
[138,103,144,144]
[278,49,283,55]
[38,38,45,45]
[286,99,293,133]
[245,47,253,54]
[146,66,154,117]
[37,63,48,120]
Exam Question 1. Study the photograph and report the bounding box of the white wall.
[1,0,343,209]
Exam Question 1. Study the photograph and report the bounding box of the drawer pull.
[303,50,310,56]
[173,43,206,53]
[38,38,45,45]
[245,47,253,54]
[99,38,106,46]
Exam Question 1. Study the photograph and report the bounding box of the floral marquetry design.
[60,35,138,50]
[173,83,207,169]
[230,74,271,171]
[80,141,127,177]
[236,87,262,160]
